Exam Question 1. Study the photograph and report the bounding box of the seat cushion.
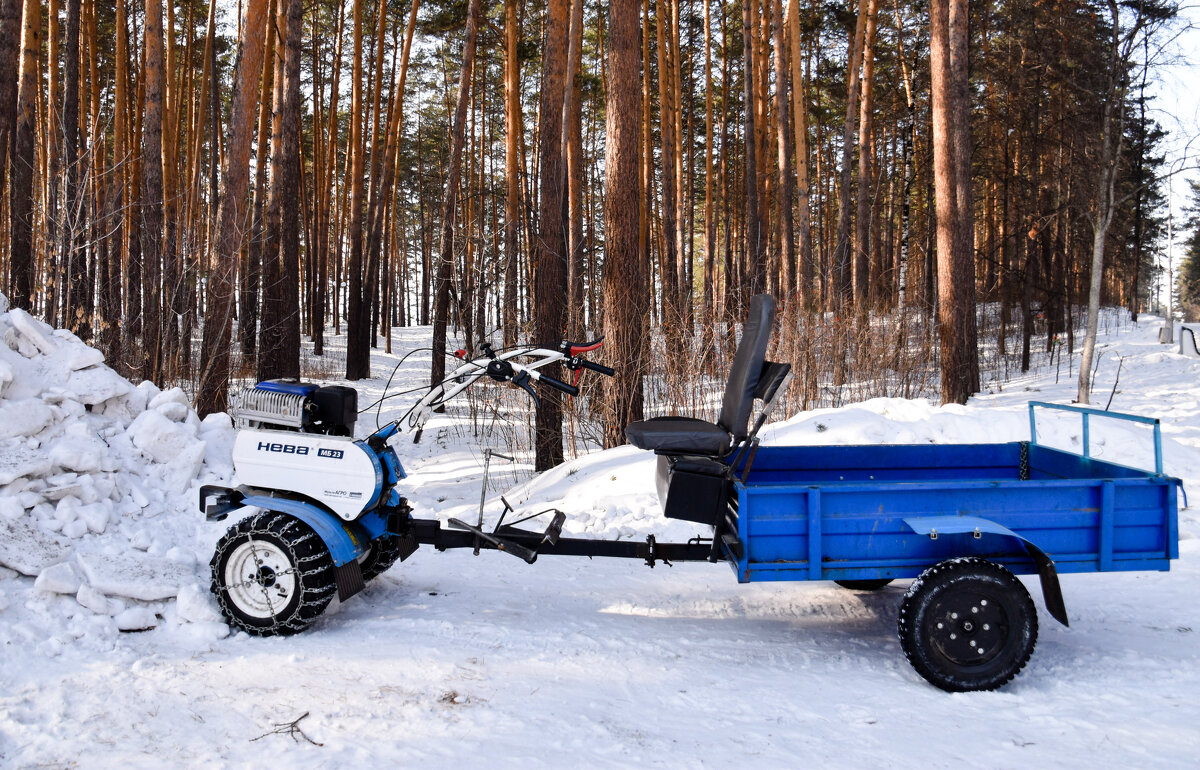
[624,416,732,455]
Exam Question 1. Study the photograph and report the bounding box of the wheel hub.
[255,565,277,587]
[928,592,1008,666]
[223,539,298,620]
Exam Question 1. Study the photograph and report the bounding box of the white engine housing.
[232,429,383,521]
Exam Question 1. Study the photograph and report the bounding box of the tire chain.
[360,535,407,581]
[210,510,336,637]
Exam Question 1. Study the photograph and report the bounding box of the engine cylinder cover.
[233,429,383,520]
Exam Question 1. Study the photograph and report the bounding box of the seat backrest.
[717,294,775,441]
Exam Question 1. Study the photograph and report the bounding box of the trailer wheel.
[898,558,1037,692]
[835,579,893,591]
[210,511,337,637]
[359,535,406,581]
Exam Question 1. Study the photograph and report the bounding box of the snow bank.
[0,293,234,644]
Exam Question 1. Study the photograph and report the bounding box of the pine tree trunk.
[139,0,166,382]
[88,0,119,357]
[786,0,813,309]
[702,0,716,343]
[833,0,867,308]
[655,0,682,333]
[62,0,87,337]
[502,0,522,346]
[0,0,20,182]
[534,0,571,470]
[949,0,978,392]
[363,0,419,359]
[197,0,273,416]
[930,0,978,404]
[771,0,795,299]
[161,0,181,374]
[344,0,369,379]
[7,0,40,311]
[853,0,878,310]
[118,0,143,358]
[602,0,646,448]
[742,0,764,298]
[313,0,345,357]
[431,0,483,390]
[258,0,303,382]
[241,18,275,361]
[564,0,585,337]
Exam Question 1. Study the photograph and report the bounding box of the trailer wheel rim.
[925,588,1009,667]
[223,539,299,620]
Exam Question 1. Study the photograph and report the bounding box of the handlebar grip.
[579,360,615,377]
[535,372,580,397]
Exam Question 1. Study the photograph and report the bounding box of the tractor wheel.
[359,535,407,581]
[898,558,1038,692]
[834,579,894,591]
[210,511,336,637]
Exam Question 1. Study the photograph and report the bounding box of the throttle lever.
[567,357,615,376]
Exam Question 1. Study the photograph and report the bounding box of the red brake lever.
[569,340,604,356]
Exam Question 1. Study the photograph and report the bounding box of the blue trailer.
[200,295,1183,692]
[715,402,1180,690]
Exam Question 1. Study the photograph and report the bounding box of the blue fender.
[904,515,1069,627]
[241,493,369,567]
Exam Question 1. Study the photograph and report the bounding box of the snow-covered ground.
[1,294,1198,768]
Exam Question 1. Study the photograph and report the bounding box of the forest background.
[0,0,1197,470]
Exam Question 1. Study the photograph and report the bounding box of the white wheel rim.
[223,539,298,620]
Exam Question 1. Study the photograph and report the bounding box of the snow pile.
[0,292,234,641]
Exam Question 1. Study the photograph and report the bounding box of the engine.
[229,381,390,521]
[230,380,358,436]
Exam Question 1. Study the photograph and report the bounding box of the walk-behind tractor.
[201,295,1182,692]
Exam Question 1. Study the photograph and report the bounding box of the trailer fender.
[903,515,1068,627]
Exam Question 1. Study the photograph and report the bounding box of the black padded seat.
[625,294,776,457]
[624,416,732,455]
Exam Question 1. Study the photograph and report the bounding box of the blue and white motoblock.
[201,339,614,637]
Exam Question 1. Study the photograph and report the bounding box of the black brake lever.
[511,371,542,410]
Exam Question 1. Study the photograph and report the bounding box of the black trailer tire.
[210,511,337,637]
[898,558,1038,692]
[359,535,406,581]
[835,579,894,591]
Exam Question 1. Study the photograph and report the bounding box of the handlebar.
[532,371,580,396]
[575,359,615,377]
[399,338,614,441]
